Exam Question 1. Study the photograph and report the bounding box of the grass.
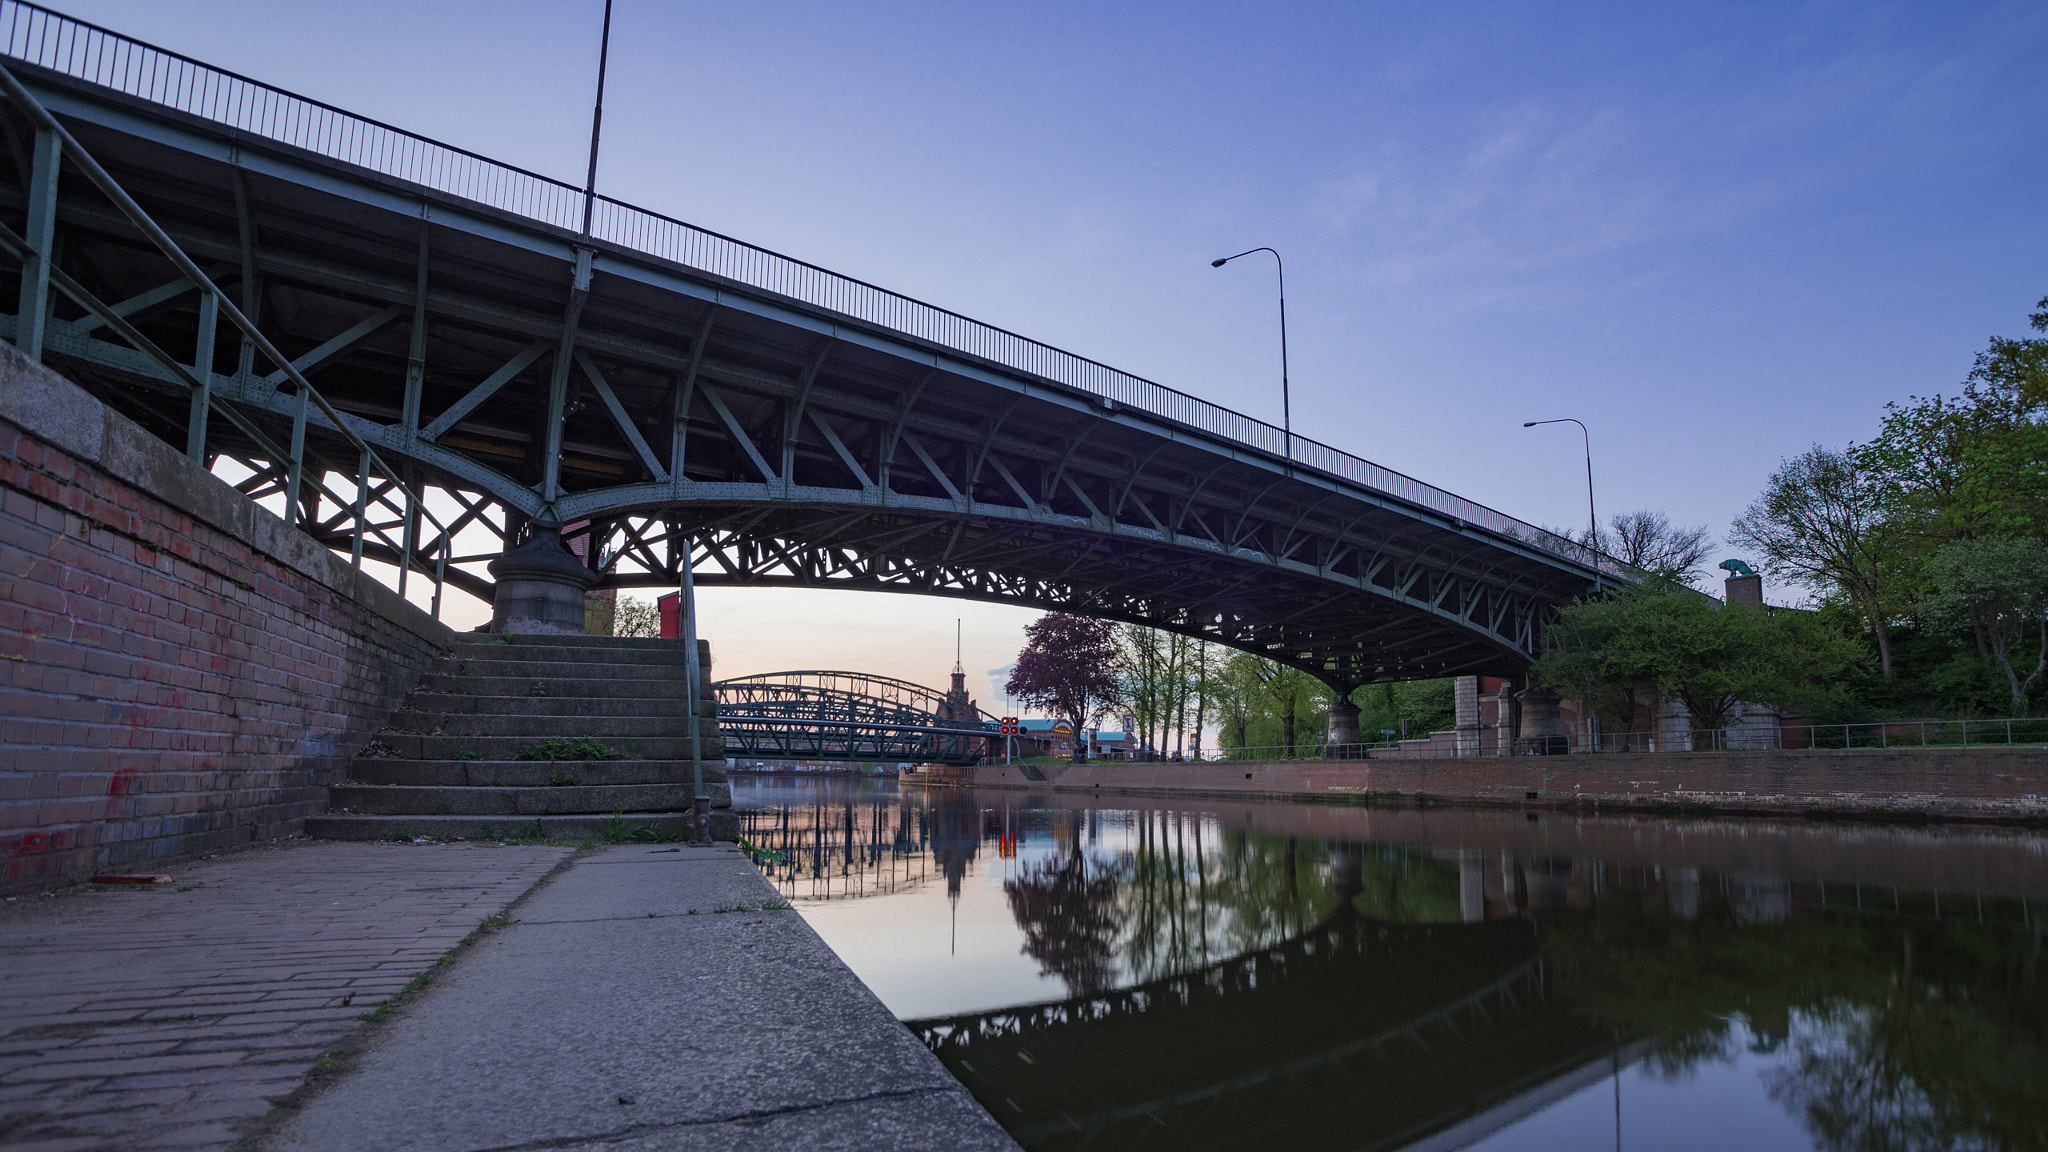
[355,910,518,1024]
[599,811,675,844]
[546,770,578,787]
[516,738,622,762]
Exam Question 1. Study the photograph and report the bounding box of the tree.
[1236,654,1329,758]
[1730,446,1912,680]
[612,595,660,638]
[1920,538,2048,714]
[1535,583,1863,734]
[1206,656,1261,756]
[1117,625,1196,759]
[1007,614,1122,761]
[1857,296,2048,544]
[1349,679,1456,744]
[1599,509,1714,584]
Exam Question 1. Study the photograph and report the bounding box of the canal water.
[730,775,2048,1152]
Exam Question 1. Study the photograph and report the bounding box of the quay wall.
[930,747,2048,823]
[0,345,451,890]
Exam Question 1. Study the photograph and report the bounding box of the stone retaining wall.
[940,746,2048,823]
[0,345,453,889]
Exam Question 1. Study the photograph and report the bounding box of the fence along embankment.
[939,747,2048,823]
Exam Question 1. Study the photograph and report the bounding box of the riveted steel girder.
[0,61,1611,689]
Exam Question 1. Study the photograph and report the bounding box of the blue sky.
[50,1,2048,698]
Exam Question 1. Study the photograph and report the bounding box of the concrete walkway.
[271,844,1015,1151]
[0,840,572,1151]
[1,842,1015,1152]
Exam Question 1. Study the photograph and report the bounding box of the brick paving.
[0,839,570,1151]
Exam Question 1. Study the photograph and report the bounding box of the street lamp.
[1523,418,1598,550]
[1211,248,1290,463]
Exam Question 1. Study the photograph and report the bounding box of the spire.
[953,618,963,678]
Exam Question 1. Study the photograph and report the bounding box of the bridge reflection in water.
[733,781,2048,1152]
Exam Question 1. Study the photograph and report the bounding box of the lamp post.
[1211,247,1290,463]
[1523,417,1598,549]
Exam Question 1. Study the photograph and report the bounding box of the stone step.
[445,643,693,669]
[330,782,731,817]
[348,759,728,788]
[381,712,706,738]
[397,693,711,720]
[305,811,740,844]
[413,674,693,700]
[432,657,699,681]
[370,732,709,762]
[459,634,685,650]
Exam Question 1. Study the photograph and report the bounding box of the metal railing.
[0,0,1622,579]
[1189,717,2048,761]
[0,48,460,617]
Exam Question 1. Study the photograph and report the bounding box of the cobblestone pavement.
[0,840,571,1151]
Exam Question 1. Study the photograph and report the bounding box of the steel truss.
[716,671,995,765]
[0,25,1616,691]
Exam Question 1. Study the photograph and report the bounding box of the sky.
[55,0,2048,707]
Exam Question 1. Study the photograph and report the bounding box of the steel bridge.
[716,670,994,766]
[0,3,1622,693]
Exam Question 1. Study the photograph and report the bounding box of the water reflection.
[731,777,2048,1151]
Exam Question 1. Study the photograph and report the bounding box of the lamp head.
[1210,258,1229,267]
[1522,421,1538,427]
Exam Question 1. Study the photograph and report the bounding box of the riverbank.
[0,840,1014,1151]
[915,746,2048,824]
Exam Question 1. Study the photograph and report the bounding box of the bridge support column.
[486,524,599,635]
[1514,684,1566,754]
[1325,699,1362,758]
[1454,676,1481,756]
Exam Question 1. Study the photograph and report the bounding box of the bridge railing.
[0,24,464,618]
[0,0,1621,578]
[1205,715,2048,761]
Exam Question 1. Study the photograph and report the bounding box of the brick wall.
[951,745,2048,822]
[0,344,453,890]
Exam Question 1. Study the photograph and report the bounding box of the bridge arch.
[0,18,1624,691]
[716,671,995,766]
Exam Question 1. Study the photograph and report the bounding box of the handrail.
[0,47,460,613]
[0,0,1618,577]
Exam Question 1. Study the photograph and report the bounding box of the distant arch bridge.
[715,671,994,766]
[0,5,1626,693]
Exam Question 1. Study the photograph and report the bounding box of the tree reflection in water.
[737,782,2047,1150]
[1003,827,1120,995]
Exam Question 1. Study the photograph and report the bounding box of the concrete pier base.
[487,526,598,635]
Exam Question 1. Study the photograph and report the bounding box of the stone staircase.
[306,635,733,842]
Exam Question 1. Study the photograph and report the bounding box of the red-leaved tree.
[1006,613,1122,761]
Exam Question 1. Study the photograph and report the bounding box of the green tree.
[1920,538,2048,714]
[1349,679,1456,744]
[1241,655,1330,758]
[1536,584,1863,734]
[1857,296,2048,545]
[1731,446,1913,680]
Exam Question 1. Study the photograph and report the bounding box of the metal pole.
[397,478,418,600]
[1210,247,1289,464]
[185,289,218,462]
[15,127,58,362]
[431,531,448,620]
[580,0,615,238]
[1523,418,1597,551]
[349,451,370,568]
[283,384,310,525]
[680,534,709,843]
